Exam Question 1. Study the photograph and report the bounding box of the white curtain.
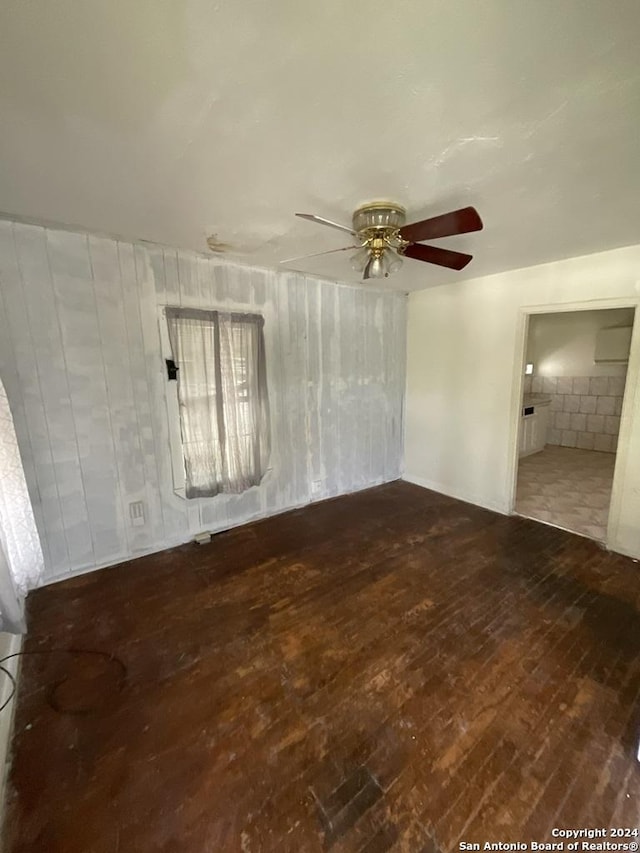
[166,308,270,498]
[0,377,44,632]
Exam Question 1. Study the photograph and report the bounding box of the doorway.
[514,307,636,542]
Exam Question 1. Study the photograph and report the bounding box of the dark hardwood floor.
[4,481,640,852]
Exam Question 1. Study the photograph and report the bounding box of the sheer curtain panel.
[166,308,270,498]
[0,377,44,632]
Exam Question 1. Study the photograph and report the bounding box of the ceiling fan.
[283,202,483,280]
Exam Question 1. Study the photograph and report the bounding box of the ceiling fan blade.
[280,245,359,264]
[403,242,473,270]
[296,213,356,236]
[399,206,483,243]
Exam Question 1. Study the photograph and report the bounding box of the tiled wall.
[523,374,627,453]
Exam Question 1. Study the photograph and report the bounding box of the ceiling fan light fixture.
[349,247,370,272]
[358,248,402,280]
[367,253,389,279]
[386,250,403,274]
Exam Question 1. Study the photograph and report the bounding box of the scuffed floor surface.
[515,446,615,542]
[5,481,640,852]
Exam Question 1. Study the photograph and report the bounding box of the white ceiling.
[1,0,639,291]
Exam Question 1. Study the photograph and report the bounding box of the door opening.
[514,307,636,542]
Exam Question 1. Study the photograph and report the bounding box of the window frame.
[158,305,270,500]
[159,307,189,497]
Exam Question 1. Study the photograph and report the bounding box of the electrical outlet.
[311,480,324,497]
[129,501,145,527]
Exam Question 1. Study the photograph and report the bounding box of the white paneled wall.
[0,221,406,585]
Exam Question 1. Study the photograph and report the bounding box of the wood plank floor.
[4,481,640,852]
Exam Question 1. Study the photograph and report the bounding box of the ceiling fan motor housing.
[352,202,406,237]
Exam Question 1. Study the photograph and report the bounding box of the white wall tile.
[596,396,616,416]
[572,377,590,395]
[579,395,597,414]
[604,415,621,435]
[570,413,587,432]
[608,375,626,397]
[577,431,595,450]
[589,376,609,396]
[594,433,615,453]
[563,395,580,413]
[587,413,605,433]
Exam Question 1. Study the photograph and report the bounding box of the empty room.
[0,2,639,851]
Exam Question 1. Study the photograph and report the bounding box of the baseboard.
[0,632,22,842]
[601,538,640,562]
[401,474,510,516]
[41,474,403,587]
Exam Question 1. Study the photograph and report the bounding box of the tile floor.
[515,445,616,541]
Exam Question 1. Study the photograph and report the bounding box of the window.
[165,308,270,498]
